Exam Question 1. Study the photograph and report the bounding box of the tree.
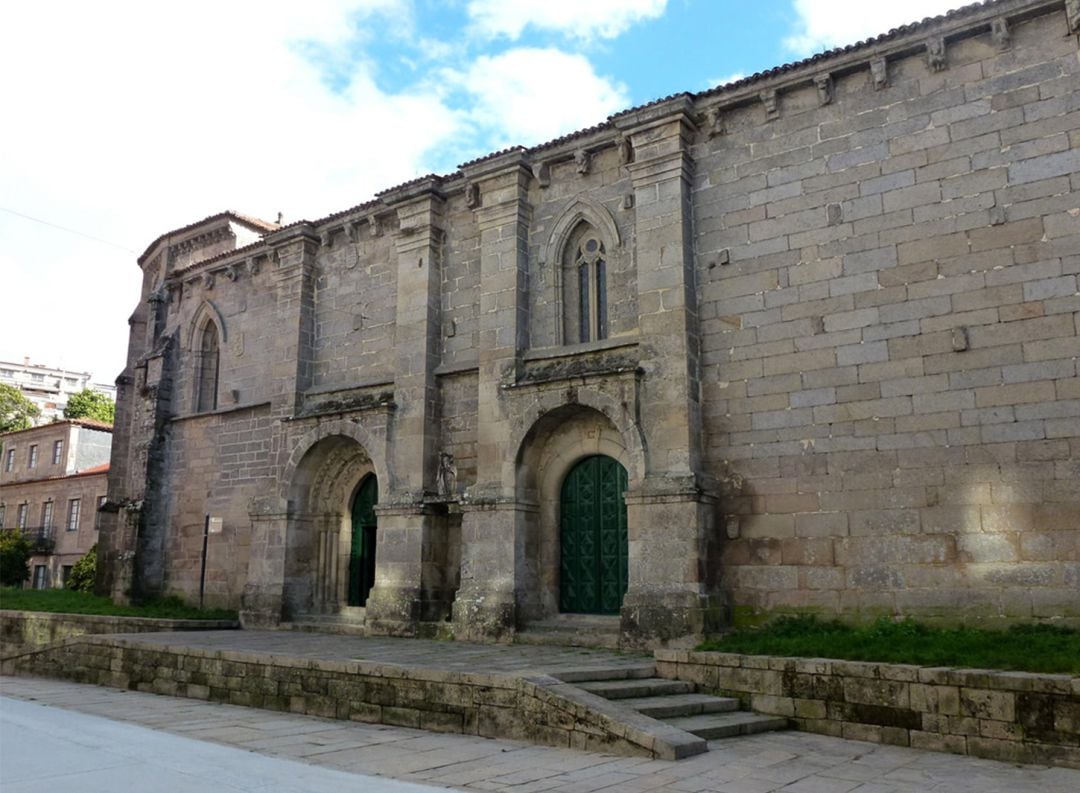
[0,529,32,587]
[63,389,115,424]
[0,383,40,433]
[66,544,97,593]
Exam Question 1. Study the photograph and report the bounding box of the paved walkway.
[93,629,653,675]
[3,676,1076,793]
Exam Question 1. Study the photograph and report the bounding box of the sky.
[1,0,971,386]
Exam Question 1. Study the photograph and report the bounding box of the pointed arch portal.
[560,455,628,615]
[348,474,378,607]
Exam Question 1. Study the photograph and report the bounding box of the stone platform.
[3,629,783,760]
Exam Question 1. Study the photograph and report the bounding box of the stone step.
[665,711,789,740]
[621,693,741,719]
[577,677,695,700]
[553,664,657,683]
[514,616,622,650]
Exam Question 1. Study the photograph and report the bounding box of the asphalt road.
[0,695,448,793]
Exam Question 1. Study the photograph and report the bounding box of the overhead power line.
[1,206,138,253]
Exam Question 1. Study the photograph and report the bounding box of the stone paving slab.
[4,676,1078,793]
[94,630,652,676]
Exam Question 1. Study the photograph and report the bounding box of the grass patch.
[0,587,237,621]
[698,615,1080,674]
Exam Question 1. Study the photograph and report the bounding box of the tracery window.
[563,223,608,344]
[195,322,220,413]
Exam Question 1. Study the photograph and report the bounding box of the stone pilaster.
[239,495,289,627]
[265,227,320,418]
[614,99,726,646]
[365,180,451,633]
[451,152,532,640]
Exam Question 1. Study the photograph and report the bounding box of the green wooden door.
[560,455,628,615]
[349,475,378,607]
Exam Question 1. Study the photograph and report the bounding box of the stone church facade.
[100,0,1079,646]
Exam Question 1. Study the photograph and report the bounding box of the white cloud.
[467,0,667,42]
[705,73,747,90]
[785,0,969,55]
[451,48,629,148]
[0,2,637,383]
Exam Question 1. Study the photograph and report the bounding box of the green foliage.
[0,383,40,434]
[63,388,115,423]
[698,614,1080,674]
[0,528,33,587]
[0,587,238,620]
[65,544,97,593]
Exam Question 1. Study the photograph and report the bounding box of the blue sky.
[0,0,968,384]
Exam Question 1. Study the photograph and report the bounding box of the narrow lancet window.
[196,322,220,412]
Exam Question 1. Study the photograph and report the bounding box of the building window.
[17,503,29,529]
[0,504,5,527]
[28,445,38,469]
[31,373,44,383]
[95,495,107,529]
[52,439,64,465]
[67,498,81,531]
[4,448,13,472]
[33,565,48,589]
[41,501,53,530]
[61,565,73,587]
[563,223,608,345]
[196,322,220,413]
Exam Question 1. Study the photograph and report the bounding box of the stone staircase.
[560,668,788,744]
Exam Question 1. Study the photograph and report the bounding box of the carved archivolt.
[186,299,227,352]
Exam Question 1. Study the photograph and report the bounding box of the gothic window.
[563,224,608,344]
[195,322,220,413]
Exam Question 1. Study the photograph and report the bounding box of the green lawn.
[0,587,237,621]
[698,616,1080,674]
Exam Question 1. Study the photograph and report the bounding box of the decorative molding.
[927,36,947,72]
[871,57,888,90]
[759,89,779,121]
[814,74,834,106]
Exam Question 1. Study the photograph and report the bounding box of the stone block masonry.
[100,0,1079,647]
[4,634,703,760]
[656,649,1080,769]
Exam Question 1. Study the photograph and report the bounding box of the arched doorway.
[348,474,378,607]
[560,455,628,615]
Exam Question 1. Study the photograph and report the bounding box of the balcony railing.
[19,525,55,554]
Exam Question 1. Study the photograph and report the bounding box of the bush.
[0,529,32,587]
[66,544,97,593]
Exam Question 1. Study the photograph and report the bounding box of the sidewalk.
[4,676,1077,793]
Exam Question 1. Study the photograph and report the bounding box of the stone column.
[365,178,452,634]
[452,152,532,641]
[614,99,726,646]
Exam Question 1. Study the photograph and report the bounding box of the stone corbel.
[225,263,240,282]
[705,106,726,137]
[203,272,215,290]
[465,182,481,209]
[345,220,360,243]
[532,160,551,188]
[927,36,947,72]
[617,135,634,165]
[369,215,383,237]
[574,149,591,175]
[759,89,779,121]
[814,74,834,106]
[246,257,260,277]
[870,57,888,90]
[991,17,1011,50]
[1067,0,1079,33]
[320,229,334,249]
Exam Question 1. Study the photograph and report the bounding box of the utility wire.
[1,206,138,253]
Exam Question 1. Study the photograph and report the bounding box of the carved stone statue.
[438,452,457,498]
